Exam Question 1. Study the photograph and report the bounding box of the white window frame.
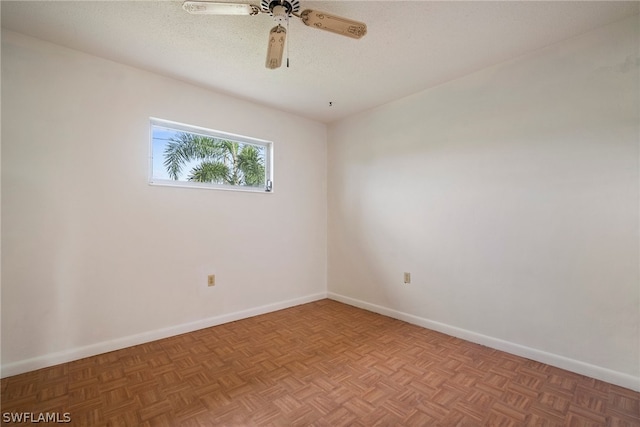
[149,118,273,193]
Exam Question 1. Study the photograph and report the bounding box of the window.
[149,118,273,192]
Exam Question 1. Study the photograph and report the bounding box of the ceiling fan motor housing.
[261,0,300,19]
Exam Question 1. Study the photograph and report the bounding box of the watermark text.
[2,412,71,424]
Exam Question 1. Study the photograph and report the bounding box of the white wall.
[1,30,327,375]
[328,15,639,389]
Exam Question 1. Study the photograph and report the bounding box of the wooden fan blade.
[266,25,286,69]
[182,1,261,15]
[299,9,367,39]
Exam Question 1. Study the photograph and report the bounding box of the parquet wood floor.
[1,299,639,426]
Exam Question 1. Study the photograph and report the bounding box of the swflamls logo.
[2,412,71,423]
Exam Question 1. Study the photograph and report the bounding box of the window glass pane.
[150,119,272,192]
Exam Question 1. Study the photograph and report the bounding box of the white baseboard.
[327,292,640,392]
[1,292,327,378]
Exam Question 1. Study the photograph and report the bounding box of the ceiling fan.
[182,0,367,69]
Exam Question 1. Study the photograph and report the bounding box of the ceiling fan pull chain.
[286,16,290,67]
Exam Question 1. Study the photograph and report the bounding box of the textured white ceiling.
[2,1,638,123]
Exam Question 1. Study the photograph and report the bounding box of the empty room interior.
[1,0,639,425]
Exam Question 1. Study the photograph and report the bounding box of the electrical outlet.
[404,272,411,284]
[207,274,216,287]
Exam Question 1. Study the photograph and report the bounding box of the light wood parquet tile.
[2,299,639,426]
